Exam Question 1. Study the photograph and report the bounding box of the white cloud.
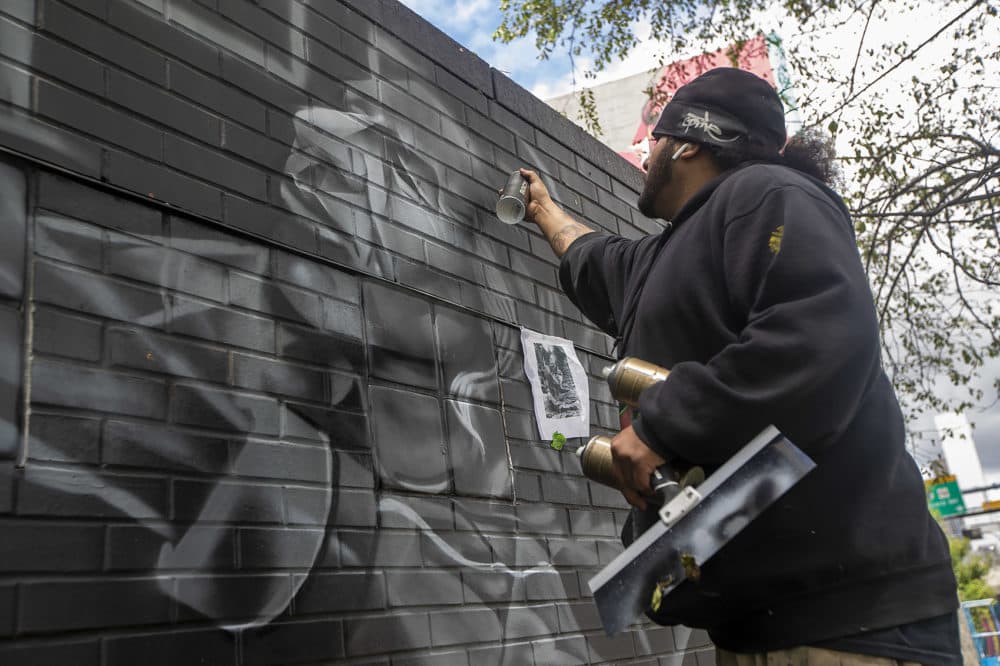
[530,71,577,101]
[400,0,495,43]
[398,0,448,25]
[454,0,492,24]
[527,20,720,100]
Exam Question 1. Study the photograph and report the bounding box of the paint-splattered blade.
[588,427,816,635]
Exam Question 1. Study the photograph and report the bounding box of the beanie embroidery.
[681,111,741,143]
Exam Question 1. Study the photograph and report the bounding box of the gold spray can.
[602,357,670,408]
[577,435,705,500]
[577,435,618,489]
[582,357,705,502]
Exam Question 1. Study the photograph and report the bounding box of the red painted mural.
[619,34,777,169]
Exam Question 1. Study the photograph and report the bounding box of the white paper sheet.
[520,328,590,440]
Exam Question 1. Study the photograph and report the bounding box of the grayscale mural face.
[0,0,711,663]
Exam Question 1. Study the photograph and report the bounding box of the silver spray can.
[496,171,528,225]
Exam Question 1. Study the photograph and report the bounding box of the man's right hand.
[517,168,594,258]
[519,168,555,226]
[611,425,667,511]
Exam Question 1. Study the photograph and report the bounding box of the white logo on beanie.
[681,111,740,143]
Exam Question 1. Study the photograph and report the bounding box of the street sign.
[926,475,967,518]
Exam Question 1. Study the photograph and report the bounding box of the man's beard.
[637,148,673,218]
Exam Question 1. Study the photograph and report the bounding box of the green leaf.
[551,432,567,451]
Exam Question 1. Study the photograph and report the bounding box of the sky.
[397,0,1000,483]
[396,0,662,100]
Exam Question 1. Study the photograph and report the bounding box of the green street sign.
[926,476,967,518]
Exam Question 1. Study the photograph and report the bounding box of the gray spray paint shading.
[0,0,706,661]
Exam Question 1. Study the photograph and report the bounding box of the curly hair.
[701,127,842,187]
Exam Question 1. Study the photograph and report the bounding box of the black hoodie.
[559,163,957,651]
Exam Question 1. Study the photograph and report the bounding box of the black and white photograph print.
[534,342,582,418]
[520,328,590,440]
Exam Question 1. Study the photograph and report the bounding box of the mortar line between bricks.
[1,144,615,361]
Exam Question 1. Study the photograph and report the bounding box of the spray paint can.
[576,435,680,496]
[579,357,705,503]
[602,357,670,408]
[577,435,617,489]
[495,171,528,225]
[577,435,705,503]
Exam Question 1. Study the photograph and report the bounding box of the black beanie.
[651,67,786,152]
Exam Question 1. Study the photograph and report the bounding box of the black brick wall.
[0,0,714,663]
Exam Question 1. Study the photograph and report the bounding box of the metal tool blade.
[588,426,816,635]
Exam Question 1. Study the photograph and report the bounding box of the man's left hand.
[611,426,667,510]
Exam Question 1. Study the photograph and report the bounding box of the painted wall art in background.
[0,0,719,661]
[520,328,590,440]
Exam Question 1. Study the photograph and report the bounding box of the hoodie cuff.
[630,413,674,461]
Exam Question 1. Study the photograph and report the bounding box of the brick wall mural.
[0,0,714,663]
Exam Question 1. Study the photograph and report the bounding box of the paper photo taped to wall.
[520,329,589,440]
[534,343,581,418]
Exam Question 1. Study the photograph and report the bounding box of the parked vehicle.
[971,534,1000,554]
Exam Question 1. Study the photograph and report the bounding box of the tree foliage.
[950,536,996,601]
[496,0,1000,429]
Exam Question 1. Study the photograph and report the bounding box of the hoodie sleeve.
[631,184,882,464]
[558,232,645,339]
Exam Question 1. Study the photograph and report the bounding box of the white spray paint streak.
[377,496,553,575]
[163,440,333,631]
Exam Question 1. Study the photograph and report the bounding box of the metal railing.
[963,599,1000,666]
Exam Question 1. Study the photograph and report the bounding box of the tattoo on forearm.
[551,223,590,255]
